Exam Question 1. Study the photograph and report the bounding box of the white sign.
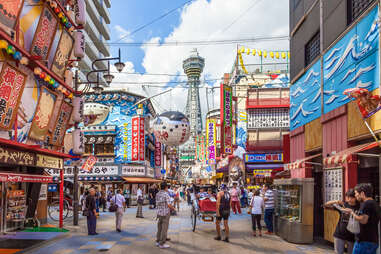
[122,165,145,176]
[146,166,154,178]
[39,184,47,200]
[45,165,118,176]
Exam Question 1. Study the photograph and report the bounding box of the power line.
[113,0,194,43]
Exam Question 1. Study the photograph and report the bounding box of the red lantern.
[55,7,60,14]
[40,72,46,79]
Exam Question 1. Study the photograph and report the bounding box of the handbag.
[347,213,360,234]
[109,195,118,212]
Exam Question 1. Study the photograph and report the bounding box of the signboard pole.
[59,169,64,228]
[73,70,79,226]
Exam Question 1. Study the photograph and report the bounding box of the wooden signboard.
[51,101,72,146]
[30,5,58,59]
[51,29,74,78]
[0,0,24,31]
[0,63,27,130]
[29,87,57,141]
[0,146,35,166]
[48,93,64,133]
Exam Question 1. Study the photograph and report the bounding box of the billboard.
[206,119,216,161]
[220,84,233,154]
[115,117,132,164]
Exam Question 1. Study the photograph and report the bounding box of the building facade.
[289,0,380,243]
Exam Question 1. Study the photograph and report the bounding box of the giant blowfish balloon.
[152,111,190,146]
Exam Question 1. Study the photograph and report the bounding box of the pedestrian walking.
[149,185,157,209]
[345,183,380,254]
[174,187,180,212]
[123,188,130,208]
[262,183,275,234]
[136,185,144,218]
[215,184,231,242]
[85,188,98,235]
[230,183,241,214]
[80,189,88,211]
[112,189,126,232]
[95,187,100,213]
[248,189,264,237]
[156,182,175,249]
[324,189,359,254]
[100,190,107,212]
[187,186,192,206]
[248,189,254,204]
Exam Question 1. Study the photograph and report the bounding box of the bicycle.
[48,195,73,221]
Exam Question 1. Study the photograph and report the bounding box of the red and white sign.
[81,155,97,172]
[155,142,161,167]
[139,118,145,161]
[0,173,53,183]
[131,117,139,161]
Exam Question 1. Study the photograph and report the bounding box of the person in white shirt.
[248,189,254,204]
[248,189,264,237]
[136,185,144,218]
[111,189,126,232]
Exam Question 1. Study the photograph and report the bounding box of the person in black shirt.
[325,189,359,254]
[346,183,380,254]
[85,188,98,235]
[215,184,232,243]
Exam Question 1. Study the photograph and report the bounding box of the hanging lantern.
[281,52,286,59]
[34,67,42,75]
[20,57,29,65]
[246,48,251,55]
[73,30,85,59]
[239,46,245,54]
[270,51,274,58]
[72,97,84,122]
[52,81,59,89]
[258,50,262,56]
[13,51,21,60]
[74,0,86,26]
[54,7,60,14]
[49,78,55,85]
[6,45,14,54]
[0,40,8,49]
[263,51,267,58]
[252,49,256,56]
[40,72,46,79]
[64,69,74,88]
[153,111,190,146]
[44,75,51,82]
[288,52,290,59]
[50,1,57,8]
[72,129,84,155]
[275,52,280,59]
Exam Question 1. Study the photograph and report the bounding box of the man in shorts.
[215,184,232,242]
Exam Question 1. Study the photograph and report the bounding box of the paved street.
[26,204,334,254]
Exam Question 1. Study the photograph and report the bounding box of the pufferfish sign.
[152,111,190,147]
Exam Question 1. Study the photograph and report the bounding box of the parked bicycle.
[48,194,73,221]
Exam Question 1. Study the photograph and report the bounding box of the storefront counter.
[277,216,313,244]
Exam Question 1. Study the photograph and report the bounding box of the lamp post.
[72,49,125,226]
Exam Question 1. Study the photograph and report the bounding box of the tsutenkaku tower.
[183,48,204,136]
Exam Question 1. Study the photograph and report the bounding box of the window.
[305,31,320,66]
[104,144,114,154]
[85,144,93,154]
[247,108,290,129]
[347,0,376,25]
[95,144,104,155]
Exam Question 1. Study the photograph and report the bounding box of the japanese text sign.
[51,101,72,146]
[81,155,97,172]
[155,141,161,167]
[206,119,216,160]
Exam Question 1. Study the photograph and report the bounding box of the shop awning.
[0,172,53,183]
[122,177,162,184]
[246,164,284,170]
[286,153,322,170]
[323,141,380,167]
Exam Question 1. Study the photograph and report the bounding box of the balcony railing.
[247,87,290,108]
[246,98,290,108]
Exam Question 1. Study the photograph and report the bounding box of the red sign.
[81,155,97,172]
[0,173,53,183]
[30,6,58,59]
[139,118,145,161]
[131,117,139,161]
[0,63,27,130]
[155,142,161,167]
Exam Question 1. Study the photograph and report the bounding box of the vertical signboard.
[0,63,27,130]
[30,6,58,59]
[51,29,74,78]
[206,119,216,161]
[139,117,145,161]
[220,84,233,154]
[0,0,24,31]
[50,101,72,146]
[155,141,161,167]
[115,117,132,163]
[131,116,139,161]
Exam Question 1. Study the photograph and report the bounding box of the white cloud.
[114,25,133,43]
[110,0,289,119]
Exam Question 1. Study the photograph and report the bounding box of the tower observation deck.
[183,48,204,136]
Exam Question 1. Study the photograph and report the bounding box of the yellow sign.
[36,154,63,169]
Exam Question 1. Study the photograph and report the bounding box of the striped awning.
[287,153,322,170]
[323,141,379,167]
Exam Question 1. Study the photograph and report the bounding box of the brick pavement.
[24,204,334,254]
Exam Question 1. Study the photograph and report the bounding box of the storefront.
[244,153,284,186]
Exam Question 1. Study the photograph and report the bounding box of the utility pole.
[73,70,79,226]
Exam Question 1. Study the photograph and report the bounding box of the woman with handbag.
[248,189,264,237]
[324,189,359,254]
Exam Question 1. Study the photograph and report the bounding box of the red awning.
[286,153,322,170]
[323,141,380,167]
[0,172,53,183]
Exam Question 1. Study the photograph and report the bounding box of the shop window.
[347,0,375,25]
[85,144,93,154]
[95,144,104,155]
[104,144,114,154]
[305,31,320,66]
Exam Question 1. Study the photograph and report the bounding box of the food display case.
[274,178,314,244]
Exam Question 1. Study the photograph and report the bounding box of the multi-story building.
[78,0,111,86]
[288,0,380,243]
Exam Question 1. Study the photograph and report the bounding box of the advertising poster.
[114,117,132,163]
[206,119,216,161]
[0,63,27,130]
[139,117,145,161]
[50,101,72,146]
[155,142,161,167]
[28,86,56,140]
[131,116,139,161]
[51,29,74,78]
[220,84,233,154]
[0,0,24,30]
[30,5,58,59]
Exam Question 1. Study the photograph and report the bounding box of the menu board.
[30,6,58,59]
[324,168,343,202]
[51,29,74,78]
[0,63,27,130]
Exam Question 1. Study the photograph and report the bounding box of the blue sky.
[109,0,186,74]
